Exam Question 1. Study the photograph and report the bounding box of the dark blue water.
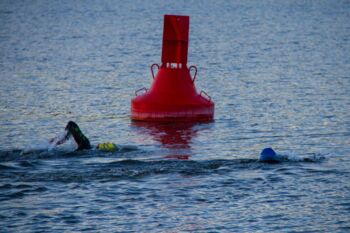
[1,0,350,232]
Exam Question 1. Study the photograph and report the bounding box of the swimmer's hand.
[48,130,69,149]
[48,137,65,145]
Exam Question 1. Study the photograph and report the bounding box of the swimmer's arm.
[48,130,70,147]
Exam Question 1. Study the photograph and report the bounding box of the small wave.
[0,10,13,14]
[118,145,138,152]
[0,183,47,193]
[0,164,17,170]
[0,184,13,190]
[21,141,52,154]
[0,143,139,162]
[0,184,48,202]
[0,146,54,162]
[1,191,25,201]
[3,184,32,189]
[18,160,38,168]
[1,158,257,183]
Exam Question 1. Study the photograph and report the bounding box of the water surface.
[1,0,350,232]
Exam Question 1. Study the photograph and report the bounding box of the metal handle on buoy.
[151,64,160,79]
[189,65,197,82]
[200,90,211,101]
[135,87,148,96]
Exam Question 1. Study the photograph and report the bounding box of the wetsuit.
[65,121,92,150]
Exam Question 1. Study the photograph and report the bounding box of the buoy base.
[131,65,214,122]
[131,108,214,122]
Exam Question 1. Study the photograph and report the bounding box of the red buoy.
[131,15,214,122]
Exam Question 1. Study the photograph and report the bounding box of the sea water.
[1,0,350,232]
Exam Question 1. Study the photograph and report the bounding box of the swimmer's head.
[260,147,277,162]
[96,142,118,151]
[261,148,276,157]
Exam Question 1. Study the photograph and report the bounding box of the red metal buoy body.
[131,15,214,122]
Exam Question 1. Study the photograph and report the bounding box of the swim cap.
[259,147,278,162]
[97,142,118,152]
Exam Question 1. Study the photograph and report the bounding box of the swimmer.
[49,121,119,151]
[259,147,323,163]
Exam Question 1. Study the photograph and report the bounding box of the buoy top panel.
[162,15,189,65]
